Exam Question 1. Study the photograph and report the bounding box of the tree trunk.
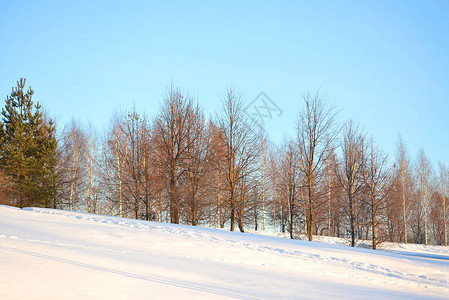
[444,196,448,247]
[327,156,333,237]
[307,175,314,241]
[401,166,408,244]
[424,185,428,246]
[230,187,235,231]
[350,186,355,247]
[116,149,123,218]
[254,204,258,231]
[372,194,376,250]
[238,204,245,233]
[289,201,294,239]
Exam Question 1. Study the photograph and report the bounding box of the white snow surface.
[1,205,448,299]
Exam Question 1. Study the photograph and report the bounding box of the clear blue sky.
[1,1,448,166]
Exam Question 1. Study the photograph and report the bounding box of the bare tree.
[106,114,127,217]
[439,162,448,246]
[259,133,271,231]
[297,91,339,241]
[59,120,87,211]
[100,110,155,220]
[97,138,115,216]
[324,147,340,237]
[338,120,366,247]
[150,127,167,222]
[362,137,392,249]
[154,86,196,224]
[276,140,301,239]
[248,133,272,231]
[209,122,227,228]
[86,124,98,214]
[215,87,260,232]
[120,110,151,219]
[395,137,415,243]
[142,122,155,221]
[417,150,433,245]
[183,104,212,226]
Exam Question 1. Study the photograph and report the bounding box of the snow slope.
[1,205,448,299]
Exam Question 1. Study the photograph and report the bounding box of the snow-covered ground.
[1,205,448,299]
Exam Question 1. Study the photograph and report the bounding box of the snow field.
[1,205,448,299]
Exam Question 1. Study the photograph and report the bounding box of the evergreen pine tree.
[0,78,58,208]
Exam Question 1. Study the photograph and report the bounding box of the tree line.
[1,79,448,249]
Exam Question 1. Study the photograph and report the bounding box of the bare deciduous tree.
[59,120,87,211]
[395,137,415,243]
[106,114,127,217]
[338,120,366,247]
[276,140,300,239]
[417,150,432,246]
[439,162,448,246]
[297,91,338,241]
[209,122,229,228]
[259,133,271,231]
[324,147,340,237]
[154,86,196,224]
[86,124,98,214]
[120,110,151,219]
[216,87,260,232]
[183,105,212,226]
[362,138,392,249]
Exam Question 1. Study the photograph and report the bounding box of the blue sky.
[1,1,448,166]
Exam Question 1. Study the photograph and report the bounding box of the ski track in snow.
[0,244,259,300]
[2,207,447,293]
